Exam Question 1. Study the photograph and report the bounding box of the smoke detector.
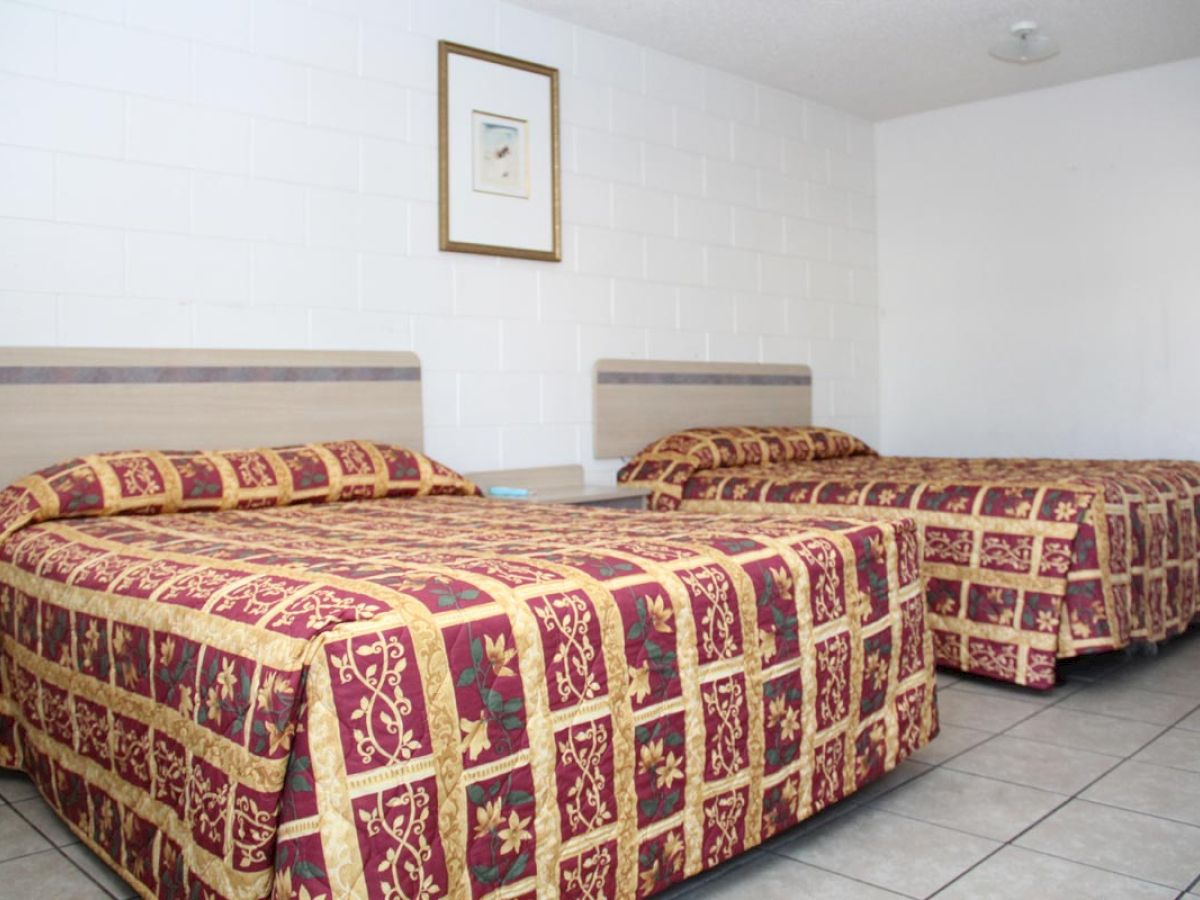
[989,20,1060,64]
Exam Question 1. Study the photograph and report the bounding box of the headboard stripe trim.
[0,366,421,385]
[596,372,811,386]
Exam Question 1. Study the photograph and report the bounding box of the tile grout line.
[941,732,1126,762]
[56,843,123,899]
[0,840,120,899]
[5,787,124,898]
[63,846,137,900]
[1120,749,1200,778]
[1096,681,1200,700]
[892,680,1105,849]
[753,680,1087,894]
[990,842,1186,894]
[936,758,1119,798]
[758,855,919,899]
[942,677,1199,728]
[761,679,1064,856]
[925,667,1200,898]
[959,721,1148,758]
[1074,791,1200,832]
[933,665,1200,893]
[666,847,770,898]
[871,804,1048,845]
[8,793,81,849]
[920,702,1097,896]
[55,838,130,899]
[0,845,66,867]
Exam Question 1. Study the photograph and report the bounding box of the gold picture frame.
[438,41,562,262]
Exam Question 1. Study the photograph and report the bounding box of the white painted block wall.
[878,58,1200,459]
[0,0,880,475]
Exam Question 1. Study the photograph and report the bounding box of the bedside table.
[468,465,649,510]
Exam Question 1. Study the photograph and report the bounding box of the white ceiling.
[510,0,1200,120]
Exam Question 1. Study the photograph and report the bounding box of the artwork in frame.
[439,41,561,261]
[472,111,529,198]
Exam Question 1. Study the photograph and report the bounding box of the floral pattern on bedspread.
[0,440,481,547]
[616,426,876,511]
[640,453,1200,689]
[0,448,936,898]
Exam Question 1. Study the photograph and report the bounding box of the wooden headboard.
[593,359,812,458]
[0,348,423,486]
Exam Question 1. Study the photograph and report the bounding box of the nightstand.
[468,465,649,510]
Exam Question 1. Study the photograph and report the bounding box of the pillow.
[617,425,875,510]
[0,440,480,545]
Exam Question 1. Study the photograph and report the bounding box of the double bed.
[600,359,1200,690]
[0,349,938,899]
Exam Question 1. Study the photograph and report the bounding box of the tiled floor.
[662,628,1200,900]
[1,630,1199,899]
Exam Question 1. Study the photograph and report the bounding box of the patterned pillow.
[0,441,480,545]
[617,425,875,510]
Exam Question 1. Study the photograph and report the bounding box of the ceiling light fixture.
[989,20,1060,64]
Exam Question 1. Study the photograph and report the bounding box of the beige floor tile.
[1059,682,1199,725]
[936,845,1176,899]
[1177,708,1200,732]
[14,795,80,847]
[907,722,992,766]
[1081,760,1200,827]
[656,851,760,898]
[775,806,999,898]
[0,770,39,804]
[934,689,1044,733]
[0,806,53,862]
[1133,727,1200,773]
[1174,648,1200,672]
[684,853,905,899]
[934,669,962,688]
[1007,707,1166,757]
[851,759,931,804]
[755,787,865,849]
[947,676,1081,707]
[1118,657,1200,698]
[1156,630,1200,661]
[63,844,137,900]
[0,849,108,898]
[874,767,1063,841]
[945,734,1120,794]
[1016,799,1200,889]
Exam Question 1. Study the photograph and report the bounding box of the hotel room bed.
[617,425,1200,690]
[0,440,937,899]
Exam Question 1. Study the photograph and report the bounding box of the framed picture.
[438,41,561,261]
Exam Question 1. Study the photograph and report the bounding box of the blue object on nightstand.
[487,486,532,497]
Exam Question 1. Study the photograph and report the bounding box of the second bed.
[600,359,1200,690]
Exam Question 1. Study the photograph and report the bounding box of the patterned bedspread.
[0,442,936,899]
[618,427,1200,689]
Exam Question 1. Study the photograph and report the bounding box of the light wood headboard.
[594,359,812,458]
[0,348,423,486]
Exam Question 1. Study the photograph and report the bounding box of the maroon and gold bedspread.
[619,427,1200,689]
[0,442,936,899]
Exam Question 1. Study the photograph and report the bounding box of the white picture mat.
[447,53,553,252]
[472,111,529,198]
